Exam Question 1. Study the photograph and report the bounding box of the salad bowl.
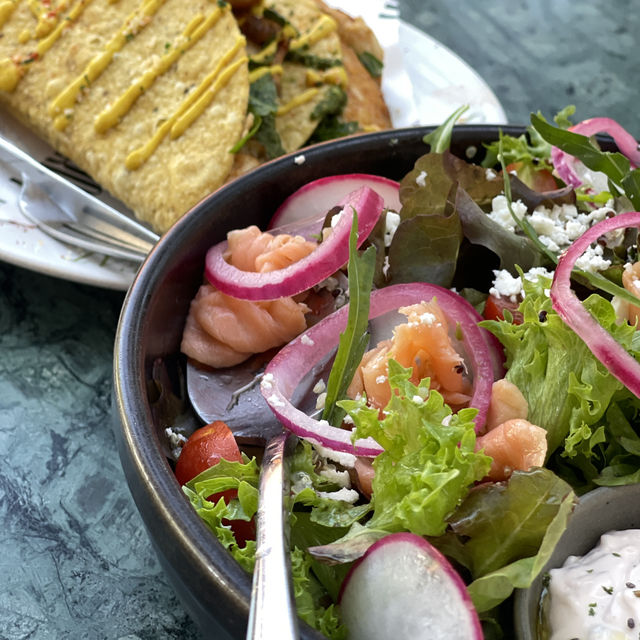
[112,122,622,639]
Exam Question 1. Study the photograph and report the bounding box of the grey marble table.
[1,2,638,639]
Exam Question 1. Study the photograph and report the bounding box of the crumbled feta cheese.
[384,211,401,247]
[319,464,351,487]
[260,374,273,391]
[382,255,390,277]
[416,170,428,187]
[487,195,528,232]
[412,394,424,403]
[419,311,436,326]
[489,269,523,302]
[315,392,327,410]
[485,168,497,180]
[342,413,354,425]
[294,154,306,165]
[375,375,387,384]
[316,487,360,503]
[267,393,284,407]
[441,414,452,427]
[301,334,314,346]
[313,380,326,394]
[575,243,612,274]
[165,427,188,460]
[309,438,357,468]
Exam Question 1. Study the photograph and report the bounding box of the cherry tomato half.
[175,421,255,545]
[483,294,523,324]
[506,161,558,192]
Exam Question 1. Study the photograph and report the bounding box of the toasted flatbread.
[0,0,250,232]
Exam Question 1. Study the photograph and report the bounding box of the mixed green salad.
[170,105,640,639]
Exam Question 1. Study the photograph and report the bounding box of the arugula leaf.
[423,104,469,153]
[357,51,383,78]
[308,116,358,144]
[322,212,376,426]
[530,112,640,204]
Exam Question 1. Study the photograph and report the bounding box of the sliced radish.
[339,532,482,640]
[269,174,401,229]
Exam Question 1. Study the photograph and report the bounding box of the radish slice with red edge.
[205,186,384,301]
[551,117,640,189]
[338,532,483,640]
[268,173,401,229]
[551,210,640,398]
[260,283,495,457]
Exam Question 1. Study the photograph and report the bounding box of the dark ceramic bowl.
[112,124,528,639]
[514,483,640,639]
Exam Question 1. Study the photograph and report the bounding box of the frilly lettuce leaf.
[340,360,492,537]
[183,456,260,572]
[481,274,636,456]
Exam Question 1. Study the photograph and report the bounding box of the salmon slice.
[475,418,547,482]
[181,227,317,367]
[348,300,472,409]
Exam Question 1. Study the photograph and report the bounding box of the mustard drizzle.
[49,0,166,130]
[248,63,281,83]
[0,0,91,92]
[0,0,18,29]
[93,4,228,134]
[288,14,336,51]
[276,87,319,116]
[125,36,246,170]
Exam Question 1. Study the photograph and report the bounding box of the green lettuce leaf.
[482,274,636,456]
[446,469,576,612]
[342,361,492,537]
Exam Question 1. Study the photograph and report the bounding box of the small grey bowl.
[514,483,640,639]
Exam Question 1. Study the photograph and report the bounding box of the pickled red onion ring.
[551,211,640,398]
[260,283,497,457]
[551,117,640,188]
[204,186,384,301]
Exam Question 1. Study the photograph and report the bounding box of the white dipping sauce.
[547,530,640,639]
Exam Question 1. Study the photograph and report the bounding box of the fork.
[0,136,159,262]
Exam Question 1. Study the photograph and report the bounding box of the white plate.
[0,5,506,291]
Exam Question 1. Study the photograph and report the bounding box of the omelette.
[0,0,390,233]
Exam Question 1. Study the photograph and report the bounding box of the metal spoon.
[187,356,319,640]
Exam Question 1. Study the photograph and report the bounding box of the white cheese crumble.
[294,154,306,165]
[375,375,387,384]
[313,380,326,394]
[412,394,424,404]
[415,170,428,187]
[315,392,327,410]
[301,334,315,346]
[316,487,360,503]
[267,393,284,407]
[309,438,357,468]
[485,168,497,180]
[319,464,351,487]
[487,195,528,232]
[384,211,401,247]
[489,266,555,301]
[165,427,188,459]
[260,374,274,392]
[574,243,612,274]
[330,209,345,228]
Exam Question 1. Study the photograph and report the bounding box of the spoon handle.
[246,432,299,640]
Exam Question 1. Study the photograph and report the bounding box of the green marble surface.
[1,2,638,639]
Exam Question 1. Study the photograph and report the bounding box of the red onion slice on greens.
[205,186,384,301]
[551,211,640,398]
[260,283,496,457]
[269,173,401,229]
[551,117,640,189]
